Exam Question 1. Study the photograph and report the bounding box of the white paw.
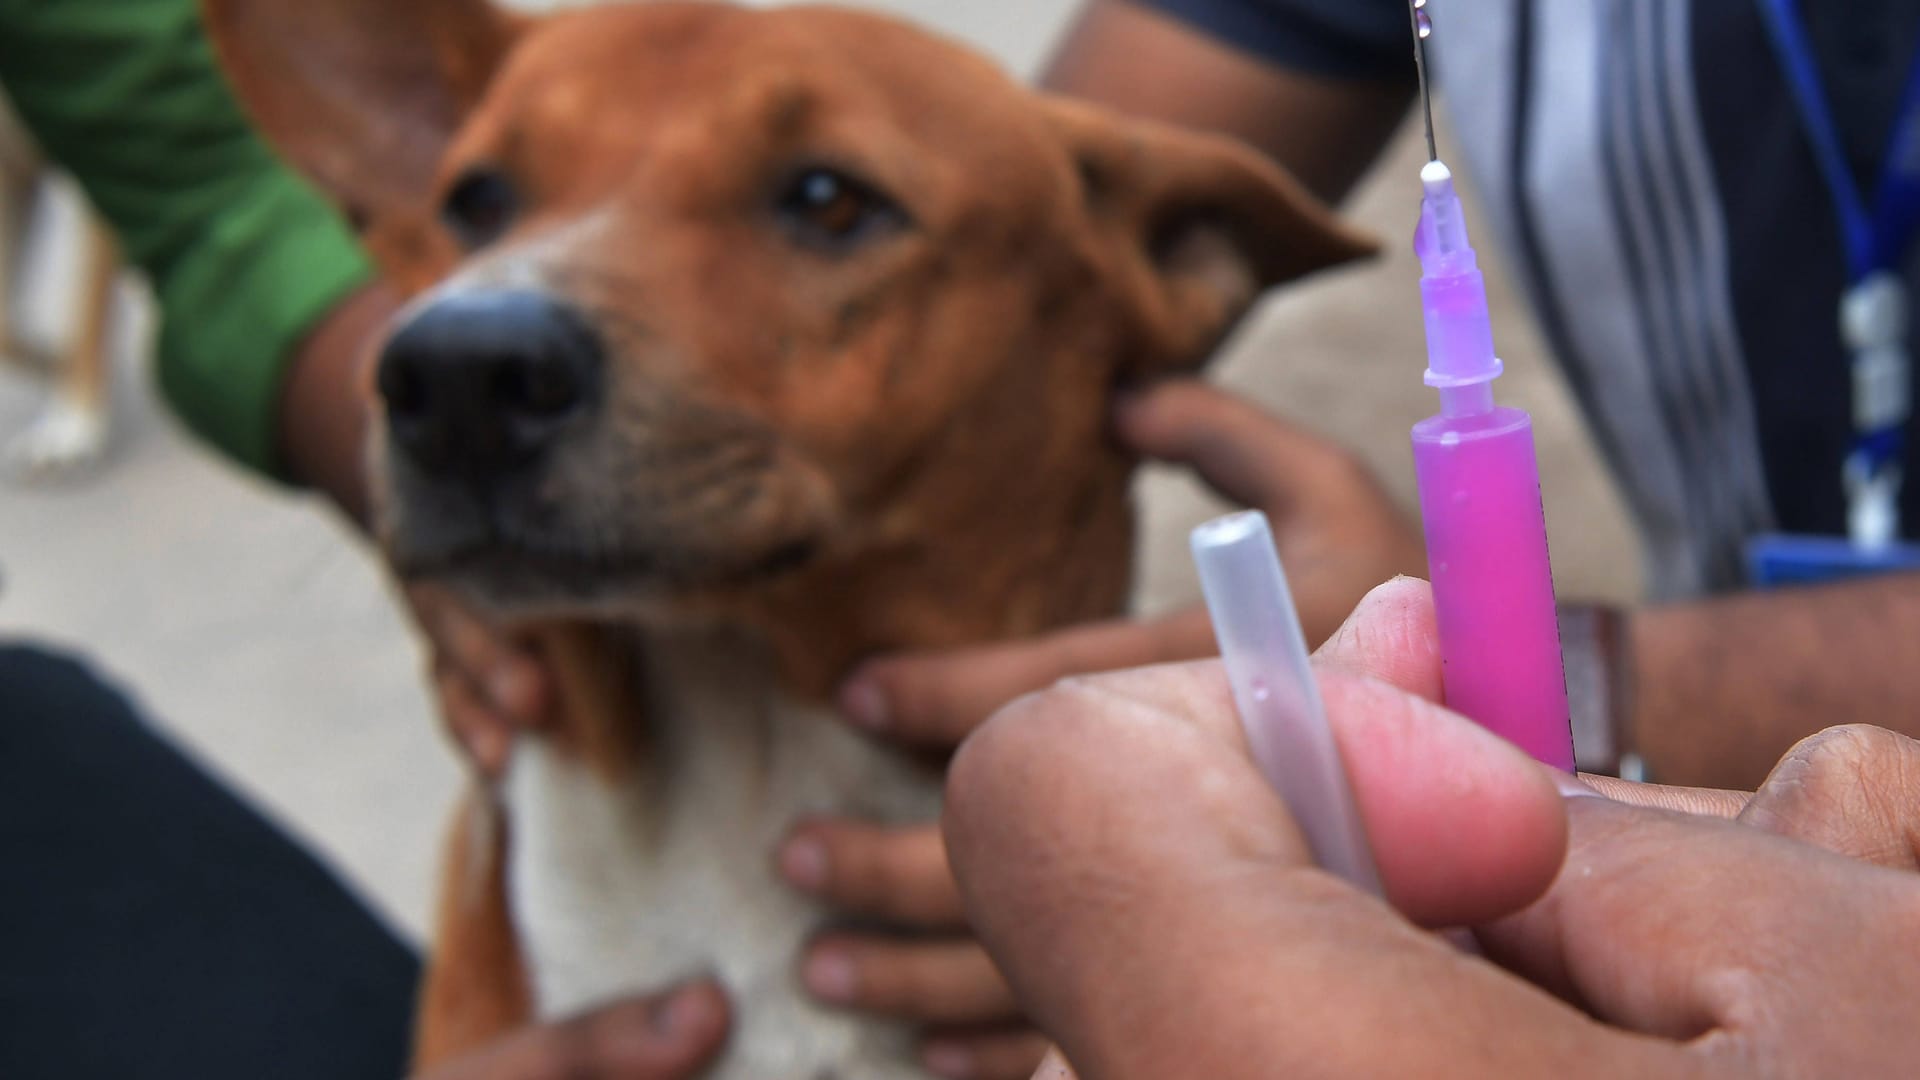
[7,397,107,479]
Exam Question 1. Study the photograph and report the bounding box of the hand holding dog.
[835,378,1424,749]
[943,579,1920,1078]
[772,380,1421,1076]
[408,582,555,777]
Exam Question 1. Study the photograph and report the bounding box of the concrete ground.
[0,0,1639,946]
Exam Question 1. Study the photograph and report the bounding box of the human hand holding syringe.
[943,576,1920,1078]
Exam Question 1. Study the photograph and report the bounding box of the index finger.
[837,608,1216,750]
[1115,379,1361,512]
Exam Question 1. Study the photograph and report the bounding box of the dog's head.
[208,0,1368,666]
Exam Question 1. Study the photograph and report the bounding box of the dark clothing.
[0,646,418,1080]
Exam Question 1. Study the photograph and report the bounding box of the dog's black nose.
[377,290,601,477]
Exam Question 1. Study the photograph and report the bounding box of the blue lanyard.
[1756,0,1920,281]
[1757,0,1920,545]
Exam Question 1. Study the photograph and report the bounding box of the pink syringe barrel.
[1412,411,1574,770]
[1411,160,1575,772]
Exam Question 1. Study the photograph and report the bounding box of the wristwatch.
[1558,604,1646,781]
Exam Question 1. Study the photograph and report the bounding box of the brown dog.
[204,1,1369,1074]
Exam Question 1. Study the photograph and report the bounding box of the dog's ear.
[201,0,522,228]
[1041,97,1376,374]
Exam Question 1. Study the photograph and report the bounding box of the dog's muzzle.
[377,289,603,482]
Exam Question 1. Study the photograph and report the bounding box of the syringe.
[1405,1,1575,771]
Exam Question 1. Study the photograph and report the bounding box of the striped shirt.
[1145,0,1920,598]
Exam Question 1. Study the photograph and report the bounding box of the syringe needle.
[1409,0,1437,161]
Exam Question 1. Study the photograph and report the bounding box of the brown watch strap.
[1559,604,1641,779]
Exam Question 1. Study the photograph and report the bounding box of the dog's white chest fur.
[503,633,940,1079]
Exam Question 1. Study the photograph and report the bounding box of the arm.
[1045,4,1920,796]
[1041,0,1414,205]
[0,0,386,523]
[840,381,1920,796]
[1627,575,1920,789]
[2,0,555,764]
[275,282,397,526]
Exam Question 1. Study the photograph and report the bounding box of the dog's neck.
[736,446,1138,700]
[538,444,1137,775]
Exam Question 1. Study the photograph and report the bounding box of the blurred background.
[0,0,1638,944]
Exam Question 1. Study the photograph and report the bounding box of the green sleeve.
[0,0,374,478]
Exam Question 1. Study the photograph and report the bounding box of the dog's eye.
[442,167,520,250]
[776,168,901,251]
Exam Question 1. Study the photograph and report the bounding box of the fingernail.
[1111,389,1153,433]
[475,726,509,774]
[779,835,830,893]
[655,984,717,1035]
[923,1041,977,1079]
[486,665,532,710]
[803,947,859,1003]
[840,679,891,732]
[1441,926,1483,955]
[1035,1049,1076,1079]
[1553,770,1606,799]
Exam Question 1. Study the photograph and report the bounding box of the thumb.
[1315,579,1751,819]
